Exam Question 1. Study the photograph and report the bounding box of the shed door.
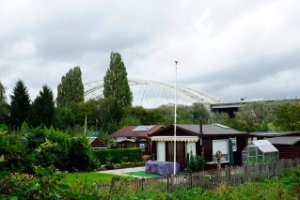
[166,142,186,169]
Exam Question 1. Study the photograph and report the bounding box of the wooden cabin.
[88,137,106,150]
[112,125,164,154]
[150,124,248,170]
[267,136,300,159]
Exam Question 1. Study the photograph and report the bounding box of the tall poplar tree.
[56,66,84,107]
[10,80,31,130]
[103,52,132,108]
[102,52,132,133]
[0,81,8,123]
[29,85,55,127]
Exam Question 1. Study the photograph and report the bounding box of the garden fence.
[93,158,300,194]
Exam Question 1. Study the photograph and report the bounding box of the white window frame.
[212,139,229,163]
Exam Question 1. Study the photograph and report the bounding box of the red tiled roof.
[112,125,164,138]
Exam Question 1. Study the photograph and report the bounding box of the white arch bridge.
[84,78,222,108]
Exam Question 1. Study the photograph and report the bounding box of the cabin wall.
[275,145,300,159]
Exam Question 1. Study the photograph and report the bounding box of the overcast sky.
[1,0,300,105]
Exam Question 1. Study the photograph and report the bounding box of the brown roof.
[177,124,246,135]
[87,137,106,148]
[112,125,164,138]
[267,136,300,146]
[151,124,247,137]
[250,131,300,137]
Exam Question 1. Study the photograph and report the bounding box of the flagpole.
[174,61,178,175]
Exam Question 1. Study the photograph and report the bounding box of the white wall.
[157,141,166,161]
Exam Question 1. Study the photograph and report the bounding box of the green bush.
[188,152,205,172]
[93,148,142,164]
[1,128,99,173]
[0,124,8,130]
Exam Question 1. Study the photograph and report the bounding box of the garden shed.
[242,140,278,164]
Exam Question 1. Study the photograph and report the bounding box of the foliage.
[234,102,278,132]
[56,66,84,107]
[274,101,300,131]
[29,85,55,128]
[99,132,115,148]
[0,81,9,124]
[93,148,142,164]
[102,52,132,133]
[98,97,123,133]
[188,152,205,172]
[191,102,210,124]
[150,103,210,126]
[69,99,100,127]
[0,132,32,173]
[211,102,279,132]
[0,124,8,131]
[29,128,70,170]
[120,166,300,200]
[65,136,98,171]
[123,106,157,125]
[118,115,142,128]
[103,52,132,108]
[53,107,75,131]
[9,80,31,131]
[1,127,98,173]
[0,166,111,199]
[61,172,132,187]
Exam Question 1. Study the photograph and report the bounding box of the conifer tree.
[30,85,55,127]
[10,80,31,130]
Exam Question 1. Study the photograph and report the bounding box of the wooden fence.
[91,159,300,194]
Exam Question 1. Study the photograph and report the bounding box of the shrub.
[64,136,98,171]
[188,152,205,172]
[93,148,142,164]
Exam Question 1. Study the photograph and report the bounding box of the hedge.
[93,148,142,164]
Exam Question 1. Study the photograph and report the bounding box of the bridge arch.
[84,78,222,107]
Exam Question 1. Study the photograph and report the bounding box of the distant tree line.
[1,52,300,135]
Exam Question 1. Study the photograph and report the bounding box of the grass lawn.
[61,172,133,186]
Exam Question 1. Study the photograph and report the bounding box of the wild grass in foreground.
[0,166,299,199]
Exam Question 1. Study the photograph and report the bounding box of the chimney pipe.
[199,120,203,134]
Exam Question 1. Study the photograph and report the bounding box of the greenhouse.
[242,140,279,164]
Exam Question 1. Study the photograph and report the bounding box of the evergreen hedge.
[93,148,142,164]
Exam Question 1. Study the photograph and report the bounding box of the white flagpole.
[174,61,178,175]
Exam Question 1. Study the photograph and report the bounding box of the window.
[212,140,229,162]
[230,138,237,152]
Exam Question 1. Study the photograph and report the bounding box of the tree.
[235,102,276,132]
[274,102,300,131]
[118,116,141,128]
[0,81,9,124]
[191,103,210,124]
[103,52,132,108]
[56,66,84,107]
[10,80,31,130]
[123,106,157,125]
[54,107,75,131]
[29,85,55,128]
[70,99,99,127]
[98,97,123,133]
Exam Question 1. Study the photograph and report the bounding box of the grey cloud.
[184,48,300,92]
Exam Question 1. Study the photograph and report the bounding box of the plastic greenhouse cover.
[252,140,278,153]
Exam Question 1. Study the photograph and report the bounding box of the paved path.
[98,166,145,176]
